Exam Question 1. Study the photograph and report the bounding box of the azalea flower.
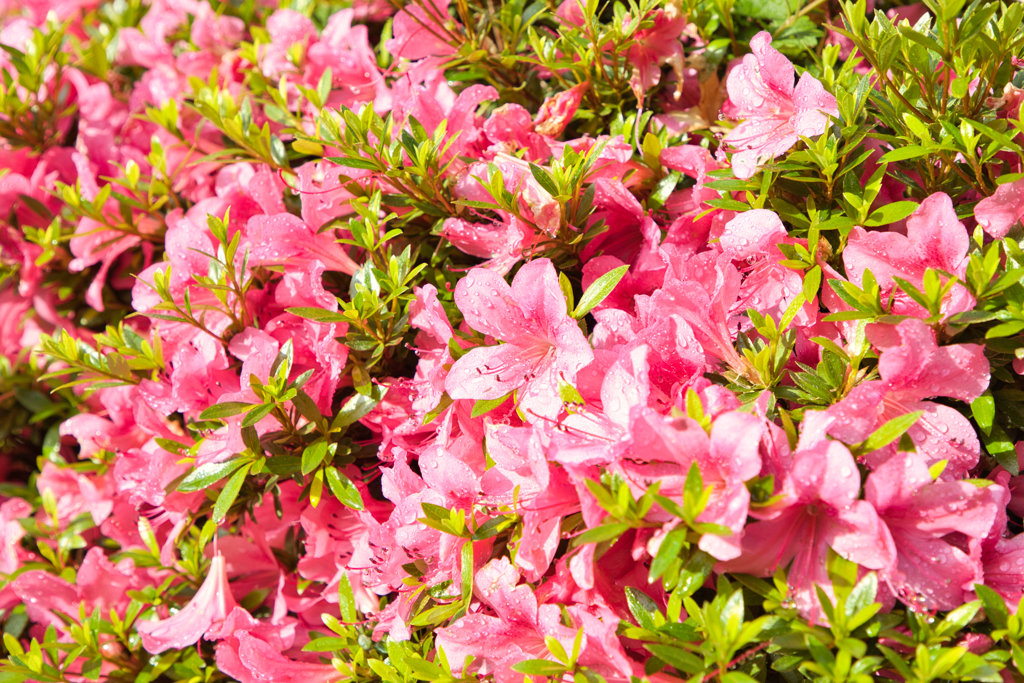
[975,177,1024,239]
[826,318,989,477]
[722,31,839,179]
[718,437,895,621]
[445,258,594,421]
[137,554,239,654]
[866,451,1001,611]
[247,213,359,275]
[842,192,974,319]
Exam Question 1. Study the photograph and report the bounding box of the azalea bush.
[6,0,1024,681]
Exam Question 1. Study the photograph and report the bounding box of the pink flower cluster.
[0,1,1020,680]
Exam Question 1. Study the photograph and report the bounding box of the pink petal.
[138,555,239,654]
[792,71,839,121]
[510,259,568,326]
[719,209,787,261]
[218,631,342,683]
[453,266,529,340]
[976,178,1024,238]
[872,318,989,403]
[266,9,317,46]
[905,192,969,275]
[445,343,538,401]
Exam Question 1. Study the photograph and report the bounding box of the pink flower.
[387,0,458,60]
[982,534,1024,612]
[866,451,1001,610]
[722,31,838,179]
[975,178,1024,239]
[216,629,342,683]
[441,215,534,275]
[247,213,360,275]
[826,319,989,477]
[625,9,686,97]
[438,558,635,683]
[842,192,974,319]
[445,259,594,421]
[12,548,147,633]
[533,82,589,137]
[624,408,765,561]
[35,462,114,526]
[649,252,747,372]
[718,438,895,621]
[0,498,31,575]
[137,554,239,654]
[719,209,814,326]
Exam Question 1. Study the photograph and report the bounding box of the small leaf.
[301,440,335,476]
[199,401,256,420]
[213,463,251,523]
[324,156,381,171]
[859,411,923,453]
[864,200,920,226]
[332,385,387,431]
[528,163,559,197]
[880,145,930,162]
[472,392,512,417]
[644,644,703,674]
[573,265,629,318]
[626,586,661,631]
[179,459,246,492]
[325,467,365,510]
[511,660,566,676]
[573,522,630,545]
[286,307,348,323]
[974,584,1008,629]
[241,403,276,428]
[472,515,516,540]
[971,392,995,435]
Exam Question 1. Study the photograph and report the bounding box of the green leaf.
[982,423,1018,474]
[973,583,1008,629]
[573,265,629,318]
[199,401,256,420]
[879,145,931,162]
[528,163,559,197]
[649,527,687,581]
[986,320,1024,338]
[213,463,251,524]
[325,467,364,510]
[511,660,566,676]
[286,307,348,323]
[845,572,878,623]
[337,572,358,623]
[644,644,703,674]
[625,586,661,631]
[573,522,630,545]
[971,392,995,435]
[558,379,584,406]
[472,514,516,540]
[178,459,246,492]
[137,517,160,556]
[241,402,276,428]
[405,657,446,680]
[859,411,924,453]
[423,393,454,425]
[332,385,387,431]
[472,392,512,417]
[291,390,323,426]
[864,201,921,226]
[301,440,335,476]
[324,156,381,171]
[677,550,714,599]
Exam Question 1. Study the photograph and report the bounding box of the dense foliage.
[2,0,1024,681]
